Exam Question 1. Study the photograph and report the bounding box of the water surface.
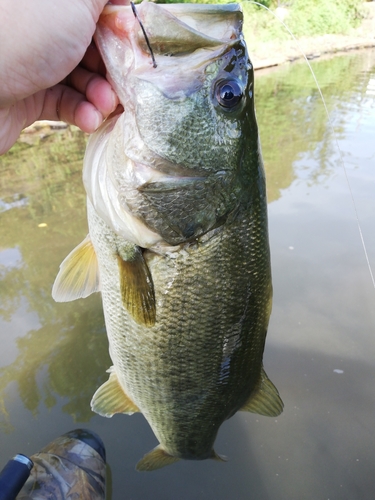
[0,49,374,499]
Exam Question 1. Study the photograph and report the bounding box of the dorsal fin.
[240,367,284,417]
[136,445,179,472]
[52,235,100,302]
[91,367,140,417]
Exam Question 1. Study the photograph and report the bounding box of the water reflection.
[0,129,111,431]
[256,50,375,201]
[0,49,374,498]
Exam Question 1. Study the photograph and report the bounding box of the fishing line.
[245,1,375,290]
[130,1,157,68]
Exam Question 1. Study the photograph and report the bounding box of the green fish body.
[53,2,283,471]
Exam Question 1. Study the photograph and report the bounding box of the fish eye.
[215,80,243,109]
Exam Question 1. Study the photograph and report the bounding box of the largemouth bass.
[52,1,283,471]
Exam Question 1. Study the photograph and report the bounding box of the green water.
[1,49,375,499]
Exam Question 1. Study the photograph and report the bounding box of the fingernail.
[93,111,102,131]
[111,91,119,113]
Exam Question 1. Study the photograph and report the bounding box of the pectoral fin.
[240,367,284,417]
[117,245,156,327]
[52,235,100,302]
[136,445,179,472]
[91,367,140,417]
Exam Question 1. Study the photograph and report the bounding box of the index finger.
[81,42,107,75]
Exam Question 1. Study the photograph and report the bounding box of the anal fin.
[240,367,284,417]
[117,246,156,327]
[91,367,140,417]
[136,445,179,472]
[52,235,100,302]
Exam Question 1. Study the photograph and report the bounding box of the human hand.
[0,0,127,155]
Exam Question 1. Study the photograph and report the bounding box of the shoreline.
[252,36,375,71]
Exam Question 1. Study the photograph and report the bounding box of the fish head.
[87,2,261,247]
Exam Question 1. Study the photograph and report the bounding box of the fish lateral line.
[130,1,157,68]
[246,0,375,291]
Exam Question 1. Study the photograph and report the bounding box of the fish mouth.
[99,2,243,54]
[95,2,244,101]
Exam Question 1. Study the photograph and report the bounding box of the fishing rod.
[0,454,33,500]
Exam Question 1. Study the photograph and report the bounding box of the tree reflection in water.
[0,128,110,430]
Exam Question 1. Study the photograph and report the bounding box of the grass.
[242,0,363,44]
[156,0,364,41]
